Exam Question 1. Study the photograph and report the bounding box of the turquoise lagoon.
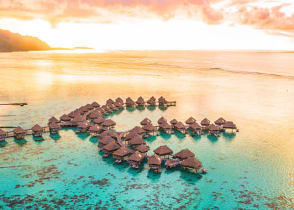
[0,51,294,209]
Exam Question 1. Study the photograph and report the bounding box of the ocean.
[0,50,294,209]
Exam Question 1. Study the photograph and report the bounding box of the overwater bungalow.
[136,144,150,155]
[130,126,146,135]
[201,118,210,129]
[174,122,186,133]
[208,124,221,136]
[189,122,202,135]
[147,96,156,106]
[60,114,71,122]
[85,103,94,111]
[101,119,116,129]
[31,124,43,137]
[158,96,168,106]
[99,130,118,139]
[153,145,173,159]
[185,117,196,125]
[126,97,135,107]
[140,118,152,126]
[101,105,111,114]
[77,121,90,133]
[87,110,101,120]
[223,121,237,132]
[48,116,59,124]
[0,129,7,141]
[88,125,101,136]
[128,151,145,169]
[180,157,203,173]
[101,141,120,157]
[113,147,134,163]
[123,131,136,144]
[72,114,85,126]
[128,135,146,147]
[91,101,100,108]
[98,136,115,147]
[165,159,181,169]
[68,111,78,118]
[13,127,26,140]
[157,117,167,125]
[79,106,89,115]
[136,96,145,106]
[214,117,226,126]
[114,101,124,109]
[108,103,118,112]
[106,99,115,105]
[170,119,178,128]
[174,149,195,160]
[93,116,105,125]
[115,97,124,105]
[158,121,172,134]
[49,122,61,134]
[142,123,158,136]
[148,154,162,173]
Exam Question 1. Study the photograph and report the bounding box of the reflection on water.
[0,50,294,208]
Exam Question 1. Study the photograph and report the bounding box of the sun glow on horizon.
[1,17,294,51]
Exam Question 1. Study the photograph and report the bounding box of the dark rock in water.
[91,178,109,187]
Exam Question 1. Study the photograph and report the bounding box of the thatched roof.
[174,122,186,130]
[98,136,115,146]
[85,103,94,110]
[148,154,162,166]
[136,96,145,105]
[68,111,79,118]
[129,135,145,146]
[214,117,226,125]
[49,117,59,123]
[113,147,133,157]
[106,99,115,105]
[49,122,61,129]
[136,144,150,153]
[77,121,90,129]
[13,127,26,134]
[102,141,120,152]
[101,105,110,112]
[185,117,196,125]
[147,96,156,105]
[201,118,210,126]
[88,111,101,119]
[140,118,151,125]
[124,131,137,141]
[130,126,145,135]
[102,119,116,127]
[79,106,88,113]
[170,119,178,125]
[174,149,195,160]
[99,130,118,139]
[154,145,173,156]
[223,121,237,129]
[89,125,100,132]
[115,97,124,104]
[91,101,100,108]
[181,157,202,170]
[158,96,167,104]
[126,97,135,106]
[142,124,157,132]
[60,114,71,121]
[31,124,43,132]
[72,114,85,123]
[189,122,202,131]
[208,124,221,131]
[157,117,167,125]
[0,129,6,136]
[128,151,145,162]
[159,121,172,129]
[114,101,123,108]
[93,117,105,125]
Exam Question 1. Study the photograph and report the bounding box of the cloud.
[0,0,293,36]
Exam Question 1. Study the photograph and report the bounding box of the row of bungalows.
[125,96,171,108]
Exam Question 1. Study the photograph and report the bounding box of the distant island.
[0,29,92,52]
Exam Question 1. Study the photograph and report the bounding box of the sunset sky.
[0,0,294,50]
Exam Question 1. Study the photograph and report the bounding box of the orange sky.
[0,0,294,50]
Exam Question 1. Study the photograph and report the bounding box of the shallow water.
[0,50,294,209]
